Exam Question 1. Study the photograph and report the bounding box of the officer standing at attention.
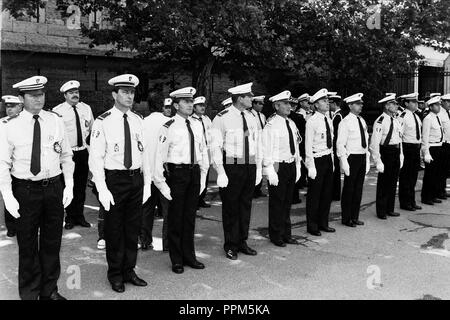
[305,88,336,236]
[1,95,23,238]
[211,82,262,260]
[0,76,74,300]
[263,91,302,246]
[250,95,267,198]
[421,95,444,205]
[53,80,93,230]
[329,94,345,201]
[370,94,403,219]
[89,74,151,293]
[437,93,450,200]
[190,96,213,208]
[336,93,370,227]
[153,87,209,274]
[397,93,423,211]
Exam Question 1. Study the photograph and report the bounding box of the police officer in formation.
[370,94,403,219]
[153,87,209,274]
[211,82,262,260]
[336,93,369,227]
[250,95,267,198]
[437,93,450,199]
[89,74,151,293]
[0,76,74,300]
[53,80,94,230]
[330,94,346,201]
[263,91,301,246]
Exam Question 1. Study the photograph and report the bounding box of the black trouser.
[332,154,341,201]
[376,145,400,218]
[268,162,296,242]
[439,143,450,197]
[12,175,64,300]
[220,163,256,252]
[141,182,169,248]
[104,169,143,283]
[306,154,333,233]
[91,185,105,240]
[421,146,443,202]
[399,143,421,208]
[166,163,200,265]
[4,207,16,233]
[65,149,89,224]
[198,169,210,203]
[341,154,366,224]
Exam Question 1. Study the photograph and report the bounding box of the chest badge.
[85,120,90,128]
[53,142,62,153]
[138,141,144,152]
[114,143,119,152]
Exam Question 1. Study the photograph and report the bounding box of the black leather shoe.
[125,275,147,287]
[320,227,336,233]
[343,221,356,227]
[185,260,205,269]
[225,250,238,260]
[432,198,442,203]
[172,264,184,274]
[6,230,16,237]
[77,220,91,228]
[422,200,434,205]
[308,230,322,236]
[283,238,300,245]
[111,281,125,293]
[64,222,74,230]
[400,205,416,211]
[271,239,286,247]
[239,245,257,255]
[40,291,67,300]
[413,204,422,210]
[198,200,211,208]
[377,216,387,220]
[387,212,400,217]
[352,220,364,226]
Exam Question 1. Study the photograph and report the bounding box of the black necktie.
[325,116,332,148]
[72,105,83,147]
[413,113,420,141]
[123,114,132,169]
[199,117,207,146]
[241,112,250,163]
[286,119,295,155]
[357,116,367,148]
[257,112,264,129]
[436,115,443,142]
[30,115,41,176]
[383,117,393,146]
[186,119,195,164]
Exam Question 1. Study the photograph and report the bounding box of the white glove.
[160,184,172,201]
[200,175,206,196]
[255,170,262,186]
[376,161,384,173]
[217,172,229,188]
[295,161,301,183]
[267,168,279,186]
[365,155,371,175]
[400,154,404,169]
[424,154,433,164]
[340,158,350,176]
[143,184,151,204]
[308,167,317,180]
[2,190,20,219]
[98,189,115,211]
[62,184,74,208]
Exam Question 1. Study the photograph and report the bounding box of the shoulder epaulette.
[2,113,19,123]
[400,111,406,118]
[97,111,111,120]
[163,119,175,128]
[217,109,229,117]
[377,116,384,124]
[131,109,144,119]
[48,110,62,117]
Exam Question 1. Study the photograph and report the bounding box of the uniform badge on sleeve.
[114,143,119,152]
[94,130,100,138]
[159,135,166,143]
[53,142,62,153]
[138,141,144,152]
[85,120,90,127]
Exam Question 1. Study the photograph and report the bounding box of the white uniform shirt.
[369,112,402,164]
[422,112,443,157]
[298,108,313,121]
[336,112,369,158]
[153,113,208,187]
[210,105,262,166]
[305,112,333,169]
[438,108,450,143]
[88,106,150,192]
[398,109,422,144]
[143,112,171,175]
[190,113,212,147]
[52,101,94,150]
[0,109,74,193]
[250,109,266,131]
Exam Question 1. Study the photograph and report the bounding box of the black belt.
[105,168,141,176]
[167,163,199,170]
[12,174,61,187]
[380,144,400,149]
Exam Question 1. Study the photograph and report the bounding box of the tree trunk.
[192,54,216,102]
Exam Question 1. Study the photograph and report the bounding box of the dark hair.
[231,94,247,104]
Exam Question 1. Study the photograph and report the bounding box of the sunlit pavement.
[1,167,450,300]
